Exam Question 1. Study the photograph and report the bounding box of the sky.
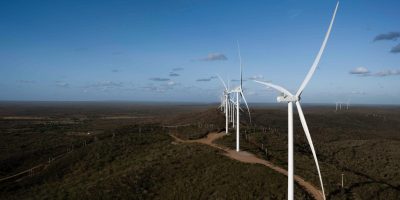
[0,0,399,104]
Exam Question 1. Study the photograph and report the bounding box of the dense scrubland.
[0,102,399,199]
[217,106,400,199]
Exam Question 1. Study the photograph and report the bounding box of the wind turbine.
[255,2,339,200]
[217,75,232,134]
[231,41,251,152]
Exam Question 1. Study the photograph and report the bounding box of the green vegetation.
[216,107,400,199]
[167,108,225,139]
[1,124,310,199]
[1,102,399,199]
[0,103,310,199]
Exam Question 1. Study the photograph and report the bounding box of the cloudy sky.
[0,0,399,104]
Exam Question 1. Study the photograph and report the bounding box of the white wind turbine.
[226,80,235,128]
[231,42,251,152]
[217,75,232,134]
[227,79,236,129]
[335,101,343,111]
[255,2,339,200]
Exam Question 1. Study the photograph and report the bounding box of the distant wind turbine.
[217,75,233,134]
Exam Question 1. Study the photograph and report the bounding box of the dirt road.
[170,132,324,200]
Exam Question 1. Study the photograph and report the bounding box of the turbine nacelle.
[231,86,242,93]
[277,95,300,103]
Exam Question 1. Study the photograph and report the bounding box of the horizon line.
[0,100,399,107]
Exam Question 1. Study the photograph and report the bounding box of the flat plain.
[0,101,399,199]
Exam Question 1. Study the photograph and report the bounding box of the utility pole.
[341,173,344,188]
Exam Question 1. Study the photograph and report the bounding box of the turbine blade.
[237,40,243,88]
[295,2,339,97]
[240,90,251,123]
[217,74,228,90]
[254,80,293,96]
[295,101,326,200]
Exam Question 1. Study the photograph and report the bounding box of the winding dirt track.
[170,132,323,200]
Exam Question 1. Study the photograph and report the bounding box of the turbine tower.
[228,99,235,127]
[255,2,339,200]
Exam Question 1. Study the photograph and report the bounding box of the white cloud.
[83,81,124,92]
[349,67,370,75]
[374,69,400,77]
[350,67,400,77]
[196,76,217,82]
[149,77,170,82]
[169,72,180,77]
[248,75,264,80]
[246,91,257,96]
[351,91,366,95]
[199,53,227,61]
[196,78,212,82]
[92,81,123,87]
[172,67,184,71]
[56,81,69,88]
[166,80,177,86]
[17,80,36,84]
